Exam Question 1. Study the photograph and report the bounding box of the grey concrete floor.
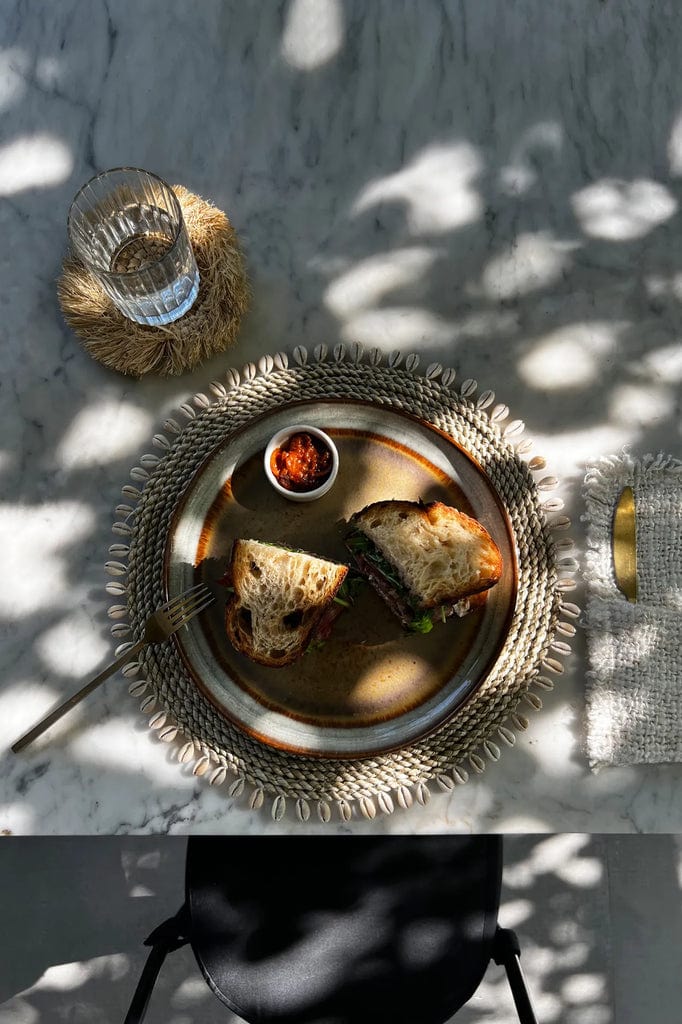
[0,836,680,1024]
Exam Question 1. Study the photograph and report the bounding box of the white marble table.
[2,0,681,835]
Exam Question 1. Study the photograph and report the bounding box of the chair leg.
[492,927,539,1024]
[123,906,189,1024]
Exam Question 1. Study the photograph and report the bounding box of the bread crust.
[349,500,503,609]
[225,539,348,667]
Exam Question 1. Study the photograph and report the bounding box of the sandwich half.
[223,539,350,666]
[345,500,503,633]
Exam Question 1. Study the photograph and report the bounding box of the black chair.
[124,837,537,1024]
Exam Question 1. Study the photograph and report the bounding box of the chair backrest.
[185,835,503,1024]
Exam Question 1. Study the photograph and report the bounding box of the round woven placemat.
[106,346,578,821]
[58,186,249,377]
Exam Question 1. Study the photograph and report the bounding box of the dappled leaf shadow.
[1,835,681,1022]
[2,0,682,833]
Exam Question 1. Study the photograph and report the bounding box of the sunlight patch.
[0,999,39,1024]
[352,143,483,233]
[549,939,591,971]
[1,502,95,616]
[32,954,129,992]
[645,273,682,301]
[499,898,533,928]
[324,247,436,317]
[499,120,564,196]
[609,382,675,427]
[504,835,593,889]
[499,163,536,196]
[519,322,622,390]
[633,340,682,382]
[122,849,162,876]
[172,976,214,1006]
[562,973,607,1005]
[0,802,35,836]
[4,681,65,755]
[568,1007,612,1024]
[70,720,196,787]
[572,178,677,240]
[281,0,343,70]
[555,855,604,889]
[456,310,518,339]
[0,133,73,195]
[520,706,580,778]
[35,56,62,88]
[32,961,91,992]
[530,835,604,889]
[498,813,552,832]
[519,424,634,481]
[339,307,455,347]
[480,232,577,301]
[668,113,682,176]
[129,884,155,897]
[56,401,153,468]
[532,834,591,872]
[36,613,110,677]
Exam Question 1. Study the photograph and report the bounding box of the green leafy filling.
[305,638,327,655]
[333,571,365,608]
[347,529,452,634]
[346,530,410,595]
[408,612,435,634]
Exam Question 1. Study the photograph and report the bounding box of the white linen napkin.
[582,452,682,768]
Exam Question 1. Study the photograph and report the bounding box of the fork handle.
[11,638,147,753]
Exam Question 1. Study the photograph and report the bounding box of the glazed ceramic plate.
[165,400,517,757]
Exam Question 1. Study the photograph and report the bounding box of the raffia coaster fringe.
[105,347,577,822]
[58,186,249,377]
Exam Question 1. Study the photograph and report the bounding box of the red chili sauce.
[270,432,333,492]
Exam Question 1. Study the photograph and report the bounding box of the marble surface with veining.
[1,0,681,835]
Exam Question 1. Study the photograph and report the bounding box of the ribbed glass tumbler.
[67,167,200,326]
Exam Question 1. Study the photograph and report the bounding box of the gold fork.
[11,583,215,753]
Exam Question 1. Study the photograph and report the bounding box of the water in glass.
[68,168,199,326]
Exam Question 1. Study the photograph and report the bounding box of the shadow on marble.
[1,835,680,1023]
[2,0,682,831]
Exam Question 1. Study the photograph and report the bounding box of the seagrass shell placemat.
[105,346,578,822]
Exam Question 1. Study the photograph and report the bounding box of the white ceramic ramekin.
[263,423,339,502]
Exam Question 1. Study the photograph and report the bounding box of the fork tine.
[168,591,215,626]
[162,583,209,615]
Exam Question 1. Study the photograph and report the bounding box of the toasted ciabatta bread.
[224,539,348,667]
[347,500,502,624]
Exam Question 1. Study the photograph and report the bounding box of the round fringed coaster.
[58,186,249,377]
[106,347,579,822]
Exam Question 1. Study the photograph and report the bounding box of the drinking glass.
[67,167,200,326]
